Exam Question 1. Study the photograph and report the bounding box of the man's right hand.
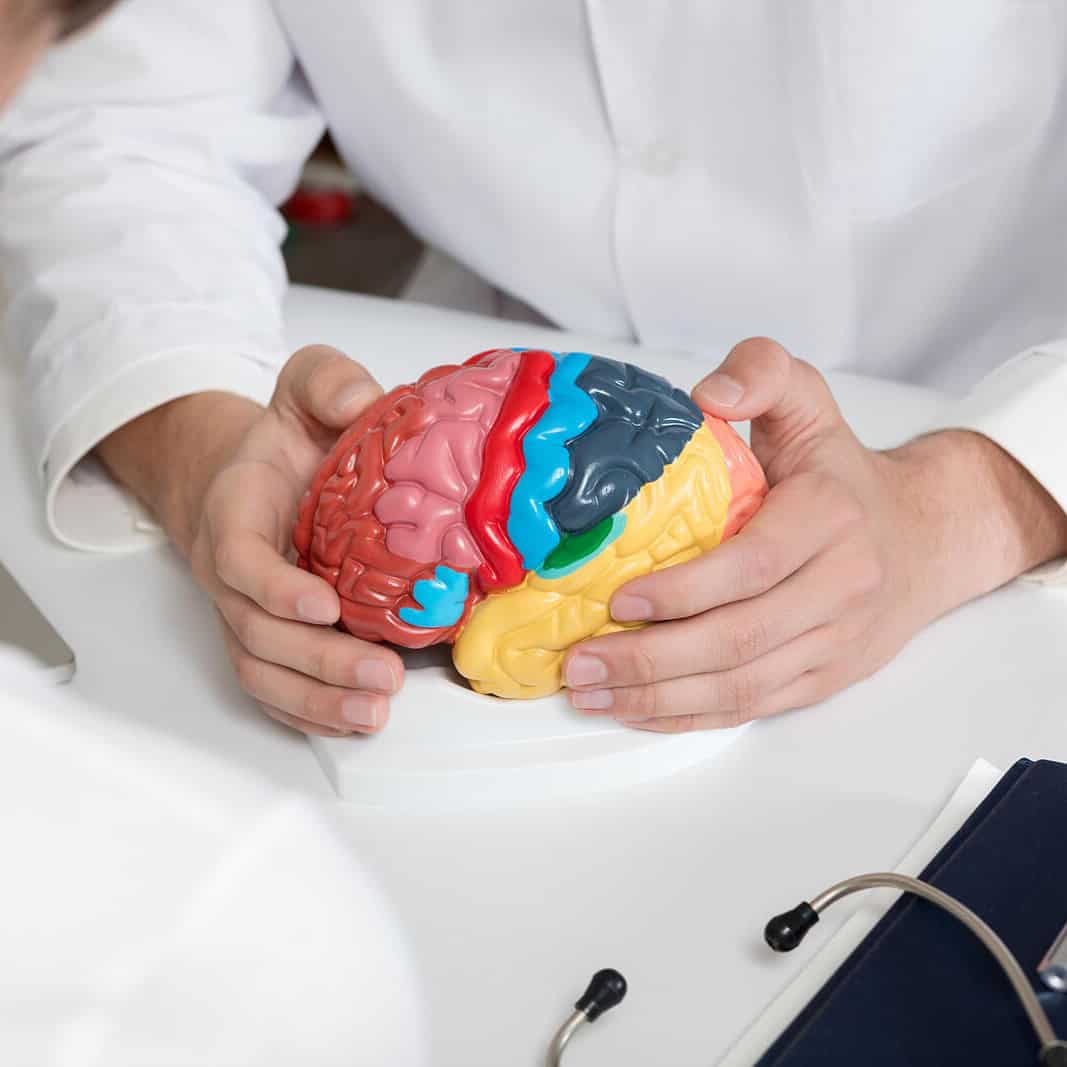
[96,346,404,737]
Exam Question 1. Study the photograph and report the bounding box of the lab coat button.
[640,140,679,176]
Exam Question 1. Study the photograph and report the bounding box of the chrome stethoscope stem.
[550,875,1067,1064]
[547,1008,588,1067]
[546,969,627,1065]
[808,872,1060,1051]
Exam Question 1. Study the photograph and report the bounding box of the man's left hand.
[563,338,1067,732]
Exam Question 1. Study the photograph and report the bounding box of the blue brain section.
[507,353,597,571]
[399,565,470,628]
[547,356,703,535]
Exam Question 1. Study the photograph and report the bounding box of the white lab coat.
[2,1,1067,575]
[0,652,427,1066]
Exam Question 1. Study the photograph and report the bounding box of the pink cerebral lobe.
[374,352,522,568]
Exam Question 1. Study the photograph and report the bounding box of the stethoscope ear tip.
[764,902,820,952]
[576,968,628,1021]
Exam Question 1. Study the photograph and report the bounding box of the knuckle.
[731,337,791,392]
[647,712,686,733]
[728,615,769,667]
[721,706,746,730]
[626,683,658,720]
[230,602,260,653]
[626,642,658,686]
[833,616,866,646]
[806,471,846,515]
[798,472,864,534]
[301,688,330,726]
[791,358,838,413]
[647,573,687,618]
[724,668,760,719]
[302,643,328,683]
[792,357,825,390]
[804,669,840,706]
[233,652,263,697]
[834,486,867,531]
[740,336,790,368]
[666,713,698,734]
[853,549,886,599]
[213,537,241,586]
[738,539,780,596]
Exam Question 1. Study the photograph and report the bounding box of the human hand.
[562,338,1067,732]
[98,346,404,736]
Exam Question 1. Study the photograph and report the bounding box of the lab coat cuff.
[43,348,278,553]
[924,348,1067,586]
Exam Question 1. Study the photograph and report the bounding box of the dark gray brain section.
[548,356,704,535]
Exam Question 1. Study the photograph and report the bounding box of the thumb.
[692,337,844,462]
[271,345,383,433]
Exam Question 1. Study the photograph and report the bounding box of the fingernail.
[696,373,744,409]
[571,689,614,711]
[341,694,379,729]
[611,594,652,622]
[356,659,397,693]
[566,654,608,687]
[297,596,338,624]
[332,382,374,417]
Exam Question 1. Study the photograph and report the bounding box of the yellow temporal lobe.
[452,423,734,699]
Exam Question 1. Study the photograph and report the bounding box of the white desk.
[3,284,1067,1066]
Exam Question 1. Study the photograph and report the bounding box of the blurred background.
[281,135,422,299]
[282,135,551,328]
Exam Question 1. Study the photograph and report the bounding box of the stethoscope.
[547,872,1067,1066]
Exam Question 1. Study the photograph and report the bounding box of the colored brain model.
[293,349,767,699]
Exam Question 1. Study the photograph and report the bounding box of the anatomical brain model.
[293,349,767,699]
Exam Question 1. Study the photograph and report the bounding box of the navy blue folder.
[756,759,1067,1066]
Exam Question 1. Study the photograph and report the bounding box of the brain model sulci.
[293,349,768,699]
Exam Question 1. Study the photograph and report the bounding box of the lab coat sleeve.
[0,1,325,551]
[925,346,1067,585]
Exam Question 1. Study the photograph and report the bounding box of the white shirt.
[1,1,1066,576]
[0,652,427,1066]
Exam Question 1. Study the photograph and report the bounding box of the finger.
[569,629,830,727]
[221,625,389,733]
[691,336,840,430]
[258,703,354,738]
[691,337,844,469]
[272,344,383,434]
[625,661,852,733]
[196,459,343,623]
[609,472,859,623]
[739,670,837,721]
[211,526,341,624]
[216,587,402,692]
[578,547,860,691]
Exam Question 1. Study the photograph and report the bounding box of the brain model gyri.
[293,349,767,699]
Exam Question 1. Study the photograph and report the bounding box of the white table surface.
[3,284,1067,1066]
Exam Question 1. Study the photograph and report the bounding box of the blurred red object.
[283,186,357,225]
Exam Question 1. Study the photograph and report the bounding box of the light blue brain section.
[507,353,597,571]
[399,565,470,628]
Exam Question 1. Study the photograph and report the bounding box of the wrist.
[95,392,263,556]
[883,430,1067,611]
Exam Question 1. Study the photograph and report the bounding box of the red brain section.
[293,362,481,648]
[295,349,561,649]
[464,348,555,592]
